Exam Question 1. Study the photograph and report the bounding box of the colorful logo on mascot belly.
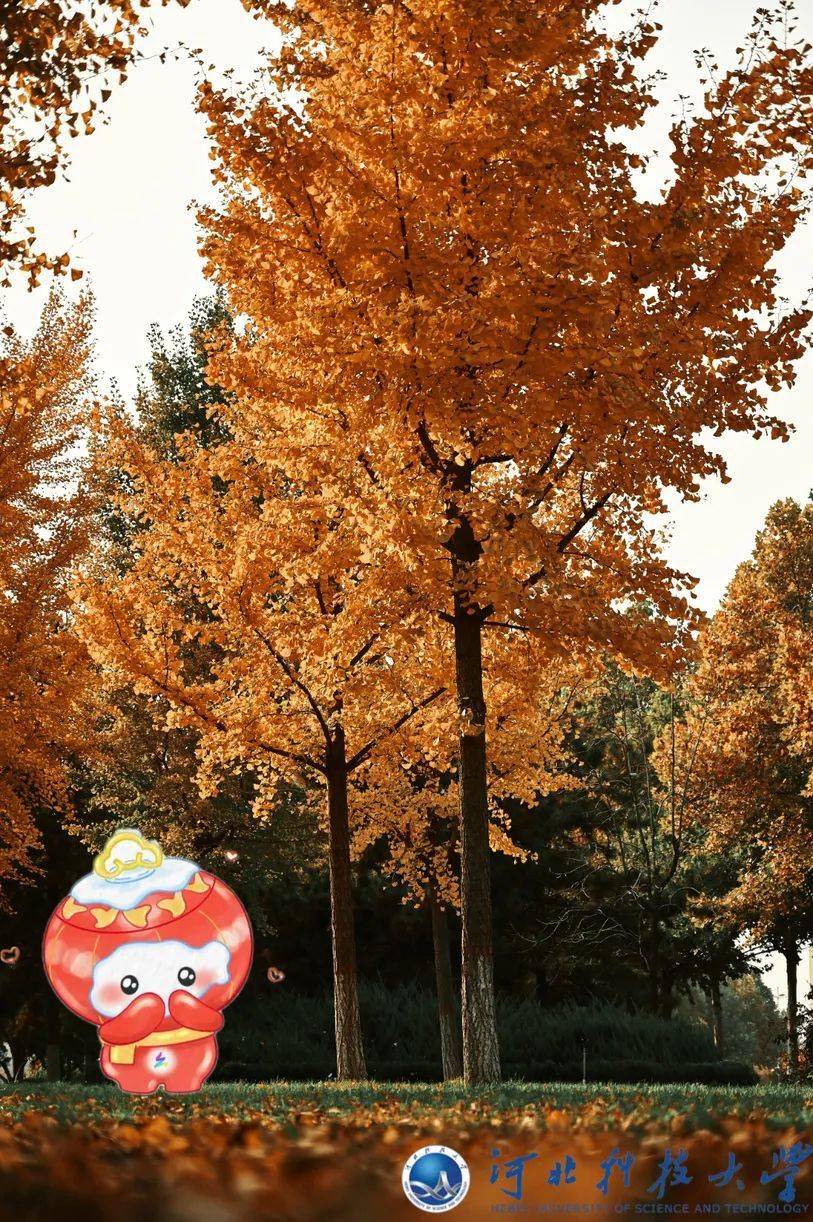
[42,829,253,1095]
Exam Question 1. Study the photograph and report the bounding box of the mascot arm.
[98,993,165,1044]
[168,990,224,1032]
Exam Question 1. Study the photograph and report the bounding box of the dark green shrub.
[217,1058,755,1085]
[217,982,726,1082]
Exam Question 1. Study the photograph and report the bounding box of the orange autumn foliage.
[76,411,445,804]
[683,499,813,935]
[2,1088,812,1220]
[198,0,813,658]
[0,296,95,896]
[353,642,584,909]
[770,499,813,792]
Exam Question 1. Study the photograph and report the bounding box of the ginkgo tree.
[0,294,94,900]
[197,0,813,1080]
[769,497,813,797]
[76,399,446,1080]
[682,498,813,1074]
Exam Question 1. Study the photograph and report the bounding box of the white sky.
[3,0,811,1002]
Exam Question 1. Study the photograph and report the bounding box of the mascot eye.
[120,975,139,995]
[177,966,196,987]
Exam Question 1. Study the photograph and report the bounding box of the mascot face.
[90,940,231,1018]
[42,829,253,1094]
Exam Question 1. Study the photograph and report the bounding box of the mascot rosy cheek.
[42,829,253,1095]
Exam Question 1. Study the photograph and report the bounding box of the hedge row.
[215,981,743,1082]
[217,1059,757,1085]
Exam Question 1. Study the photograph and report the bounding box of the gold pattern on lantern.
[90,907,117,929]
[186,873,208,894]
[124,905,150,928]
[63,897,87,919]
[157,892,186,918]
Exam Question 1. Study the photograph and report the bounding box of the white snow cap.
[90,939,231,1017]
[71,828,200,910]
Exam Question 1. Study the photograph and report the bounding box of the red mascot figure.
[43,829,253,1094]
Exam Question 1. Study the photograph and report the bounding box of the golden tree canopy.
[683,498,813,933]
[0,295,94,894]
[197,0,813,668]
[76,402,446,807]
[353,639,585,907]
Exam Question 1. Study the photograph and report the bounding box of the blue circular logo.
[402,1145,471,1212]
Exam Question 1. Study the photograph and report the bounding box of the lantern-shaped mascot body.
[43,829,253,1094]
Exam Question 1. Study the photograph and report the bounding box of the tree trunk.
[785,938,799,1078]
[430,894,463,1081]
[647,914,661,1016]
[710,976,724,1058]
[43,978,62,1082]
[454,597,501,1084]
[325,730,367,1081]
[45,1043,61,1082]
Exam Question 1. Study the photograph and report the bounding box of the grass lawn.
[1,1081,812,1220]
[2,1078,813,1130]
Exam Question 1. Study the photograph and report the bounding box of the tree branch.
[249,620,333,745]
[346,685,445,771]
